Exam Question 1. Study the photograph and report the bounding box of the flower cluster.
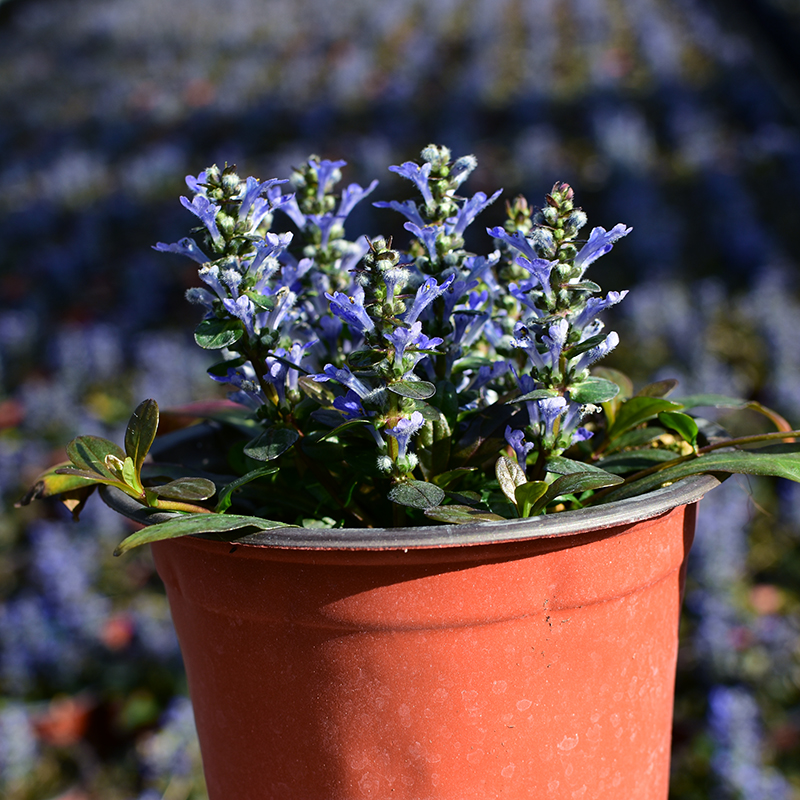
[24,145,800,539]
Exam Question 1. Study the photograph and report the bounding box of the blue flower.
[389,161,434,207]
[373,199,426,228]
[573,224,632,276]
[312,364,371,399]
[404,222,441,261]
[333,389,368,421]
[404,274,456,324]
[486,226,540,262]
[446,189,502,236]
[326,287,375,333]
[571,290,629,330]
[385,322,443,371]
[384,410,425,457]
[153,237,209,264]
[313,158,347,201]
[505,426,535,476]
[516,255,558,300]
[222,296,256,339]
[571,331,619,374]
[337,180,379,221]
[180,194,223,247]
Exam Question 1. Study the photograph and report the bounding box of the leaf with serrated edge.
[125,399,159,474]
[388,480,445,510]
[114,514,294,555]
[495,456,526,505]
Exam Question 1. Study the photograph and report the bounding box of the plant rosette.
[18,145,800,799]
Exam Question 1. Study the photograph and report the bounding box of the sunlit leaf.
[605,397,682,442]
[66,436,127,480]
[114,513,293,555]
[194,317,243,349]
[569,377,620,404]
[658,411,699,447]
[388,480,445,509]
[388,380,436,400]
[495,456,526,505]
[125,399,159,474]
[424,505,506,524]
[514,481,548,517]
[150,477,217,501]
[531,470,624,515]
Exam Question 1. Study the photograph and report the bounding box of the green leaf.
[600,444,800,503]
[114,513,293,555]
[424,505,506,524]
[546,456,624,477]
[215,465,279,513]
[566,332,609,358]
[531,470,624,515]
[672,394,749,410]
[243,428,299,461]
[596,449,682,475]
[658,411,699,446]
[245,292,275,312]
[298,375,336,406]
[17,463,102,505]
[347,349,387,369]
[388,480,445,510]
[207,356,247,378]
[431,467,476,488]
[592,367,633,400]
[514,481,549,517]
[388,380,436,400]
[602,426,668,454]
[514,388,560,403]
[569,378,620,404]
[150,477,217,501]
[121,457,140,491]
[124,399,159,475]
[637,379,679,398]
[194,318,244,349]
[605,397,682,442]
[67,436,127,480]
[495,456,526,505]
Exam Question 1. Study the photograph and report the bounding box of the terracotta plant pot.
[105,472,718,800]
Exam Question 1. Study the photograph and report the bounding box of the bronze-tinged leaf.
[495,456,526,505]
[16,462,101,506]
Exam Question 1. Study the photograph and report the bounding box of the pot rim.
[100,473,719,551]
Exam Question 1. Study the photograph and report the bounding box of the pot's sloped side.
[151,501,697,800]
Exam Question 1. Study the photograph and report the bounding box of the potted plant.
[20,146,800,799]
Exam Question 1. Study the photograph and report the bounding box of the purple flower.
[487,226,540,262]
[338,180,379,220]
[222,296,256,338]
[384,410,425,457]
[573,224,632,276]
[326,288,375,333]
[446,189,502,236]
[389,161,434,207]
[571,331,619,374]
[571,290,629,329]
[373,199,426,228]
[314,158,347,201]
[180,194,223,247]
[312,364,371,399]
[543,318,569,368]
[333,389,368,421]
[516,255,559,300]
[404,221,441,261]
[505,426,535,476]
[153,237,209,264]
[385,322,443,370]
[404,274,456,324]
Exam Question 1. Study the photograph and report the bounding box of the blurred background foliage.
[1,0,800,797]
